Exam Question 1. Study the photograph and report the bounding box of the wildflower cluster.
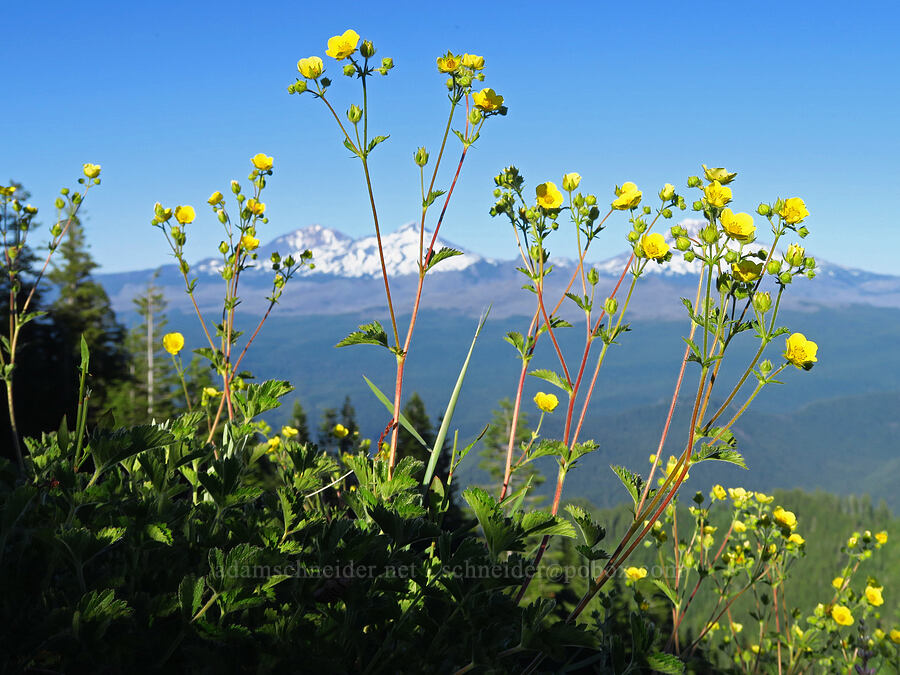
[152,153,312,443]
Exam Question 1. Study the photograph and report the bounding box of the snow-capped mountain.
[195,223,490,278]
[98,221,900,319]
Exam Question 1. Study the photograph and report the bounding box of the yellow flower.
[712,484,727,500]
[534,392,559,413]
[208,191,224,206]
[240,234,260,251]
[641,233,669,260]
[778,197,809,224]
[297,56,324,79]
[624,566,648,582]
[174,205,195,224]
[612,182,642,210]
[750,645,760,654]
[461,53,484,70]
[659,183,676,201]
[535,182,563,210]
[82,163,102,179]
[162,332,185,355]
[874,628,885,640]
[831,605,854,626]
[788,533,805,545]
[731,622,743,633]
[732,260,763,282]
[891,629,900,644]
[729,487,748,502]
[473,87,504,112]
[326,29,360,60]
[267,436,281,452]
[702,165,737,185]
[784,333,818,370]
[773,506,797,529]
[704,181,733,208]
[792,624,805,639]
[720,208,755,241]
[246,198,266,216]
[865,585,884,607]
[832,576,844,589]
[733,520,747,533]
[562,173,581,191]
[282,425,299,438]
[875,531,888,544]
[756,492,774,504]
[252,153,274,171]
[436,51,461,73]
[333,423,349,438]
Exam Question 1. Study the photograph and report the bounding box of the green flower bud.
[445,77,454,90]
[381,57,394,70]
[231,180,240,194]
[293,80,307,93]
[468,108,482,125]
[343,64,356,77]
[676,236,691,251]
[274,273,285,288]
[798,226,809,238]
[692,200,703,211]
[803,256,815,269]
[54,197,65,209]
[573,194,584,208]
[51,223,63,237]
[757,203,771,216]
[662,208,673,218]
[626,231,639,243]
[347,104,363,123]
[683,250,696,262]
[360,40,376,58]
[604,297,618,314]
[216,241,228,254]
[180,260,190,274]
[700,225,719,244]
[60,187,69,196]
[270,251,281,263]
[760,359,773,374]
[217,210,227,224]
[642,206,651,215]
[687,176,702,188]
[585,194,597,206]
[414,147,429,167]
[320,77,331,87]
[766,259,782,275]
[724,250,738,264]
[633,220,646,233]
[779,271,793,285]
[753,292,772,313]
[587,267,600,286]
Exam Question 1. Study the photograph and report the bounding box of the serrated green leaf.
[336,321,389,349]
[529,368,572,394]
[366,134,390,154]
[647,651,685,674]
[651,579,680,607]
[611,465,644,505]
[146,523,174,546]
[692,447,747,469]
[425,247,463,273]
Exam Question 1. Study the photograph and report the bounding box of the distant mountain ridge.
[98,222,900,319]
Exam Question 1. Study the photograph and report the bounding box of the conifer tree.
[479,398,544,498]
[48,206,128,421]
[289,400,311,444]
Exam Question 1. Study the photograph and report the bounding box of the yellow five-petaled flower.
[720,209,755,241]
[162,332,184,355]
[436,51,460,73]
[297,56,324,80]
[252,153,274,171]
[246,198,266,216]
[784,333,818,370]
[535,182,563,210]
[831,605,853,626]
[779,197,809,224]
[865,585,884,607]
[83,163,102,179]
[624,566,648,582]
[641,233,669,260]
[473,88,503,112]
[174,205,195,225]
[773,506,797,529]
[612,182,642,210]
[732,259,762,282]
[533,392,559,413]
[704,181,733,208]
[241,234,260,251]
[326,29,360,60]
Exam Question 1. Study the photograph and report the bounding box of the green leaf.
[692,447,747,469]
[520,511,575,539]
[529,439,567,461]
[336,321,389,349]
[611,465,644,505]
[79,334,90,370]
[423,189,446,208]
[569,440,600,463]
[650,579,680,607]
[231,380,293,421]
[423,309,489,486]
[462,487,522,559]
[145,523,174,546]
[362,376,429,450]
[564,292,588,310]
[564,504,606,548]
[529,368,573,394]
[366,134,390,154]
[424,247,463,273]
[647,651,685,674]
[342,138,360,157]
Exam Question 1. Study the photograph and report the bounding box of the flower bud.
[360,40,376,58]
[274,273,285,288]
[659,183,676,201]
[572,194,584,208]
[342,64,356,77]
[585,194,597,206]
[221,267,233,280]
[676,236,691,251]
[753,292,772,313]
[468,108,482,125]
[293,80,307,93]
[347,104,363,123]
[724,250,738,264]
[757,203,771,216]
[785,243,805,267]
[804,256,815,269]
[687,176,702,188]
[54,197,65,209]
[700,225,718,244]
[626,231,639,243]
[760,359,773,374]
[604,297,618,314]
[766,259,782,275]
[662,208,672,218]
[562,172,581,191]
[381,57,394,70]
[320,77,331,87]
[587,267,599,286]
[217,210,227,224]
[692,200,703,211]
[683,250,695,262]
[231,180,240,194]
[779,272,793,285]
[51,223,63,237]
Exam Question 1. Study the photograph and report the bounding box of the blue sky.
[4,0,899,274]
